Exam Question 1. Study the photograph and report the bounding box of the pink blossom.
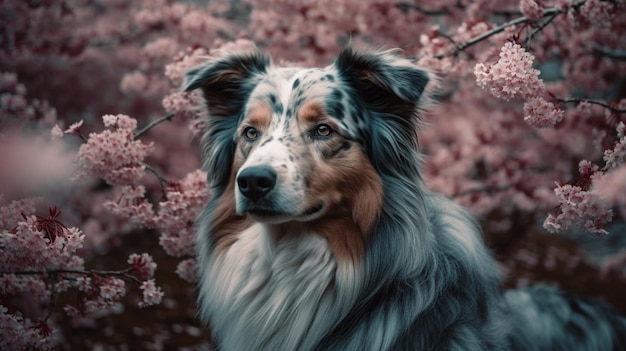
[64,120,84,135]
[0,306,58,350]
[51,124,63,139]
[176,258,199,283]
[603,122,626,169]
[0,197,39,229]
[154,170,209,257]
[581,0,616,28]
[593,165,626,207]
[474,42,544,101]
[520,0,543,21]
[523,97,564,128]
[76,114,153,186]
[120,71,148,94]
[164,47,210,86]
[138,279,164,308]
[142,37,179,61]
[101,114,137,130]
[161,91,203,119]
[63,276,127,317]
[543,183,612,235]
[128,253,157,279]
[103,186,156,226]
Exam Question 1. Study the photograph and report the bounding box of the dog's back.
[505,285,626,350]
[185,47,626,351]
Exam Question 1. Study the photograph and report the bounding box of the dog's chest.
[203,225,355,351]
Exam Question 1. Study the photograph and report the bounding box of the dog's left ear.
[334,48,432,178]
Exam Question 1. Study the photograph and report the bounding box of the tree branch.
[560,98,626,114]
[134,113,174,139]
[4,268,142,284]
[435,0,586,59]
[143,163,172,199]
[524,11,560,45]
[590,42,626,61]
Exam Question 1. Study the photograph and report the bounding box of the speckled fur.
[184,48,626,351]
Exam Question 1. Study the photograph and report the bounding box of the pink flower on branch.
[603,122,626,169]
[138,279,164,308]
[543,183,613,235]
[75,114,154,186]
[176,258,199,283]
[474,42,544,101]
[520,0,544,21]
[128,253,157,279]
[523,97,564,128]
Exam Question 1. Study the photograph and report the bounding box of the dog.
[184,47,626,350]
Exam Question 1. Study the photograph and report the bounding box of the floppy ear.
[183,52,270,192]
[334,48,431,179]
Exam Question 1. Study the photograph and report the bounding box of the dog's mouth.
[298,202,325,218]
[246,202,325,222]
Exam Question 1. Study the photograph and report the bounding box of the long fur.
[185,47,626,351]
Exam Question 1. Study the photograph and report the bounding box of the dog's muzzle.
[237,165,277,202]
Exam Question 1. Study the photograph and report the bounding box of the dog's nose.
[237,166,277,201]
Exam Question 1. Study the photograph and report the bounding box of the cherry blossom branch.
[133,113,174,139]
[5,268,143,284]
[435,0,585,59]
[524,11,560,45]
[590,42,626,61]
[143,163,172,199]
[45,271,58,322]
[559,98,626,114]
[397,3,452,16]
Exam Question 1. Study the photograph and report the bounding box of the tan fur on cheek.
[309,147,383,262]
[349,153,383,236]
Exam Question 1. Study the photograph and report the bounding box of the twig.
[396,3,452,16]
[524,11,560,45]
[45,272,57,322]
[4,268,142,284]
[134,114,174,139]
[435,0,586,59]
[559,98,626,114]
[590,42,626,61]
[143,163,172,199]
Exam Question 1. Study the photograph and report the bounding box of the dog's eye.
[243,127,259,141]
[313,124,332,137]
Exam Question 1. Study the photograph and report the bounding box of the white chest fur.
[200,224,361,351]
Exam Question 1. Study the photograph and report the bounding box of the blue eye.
[243,127,259,141]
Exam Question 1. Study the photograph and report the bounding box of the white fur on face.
[234,68,333,221]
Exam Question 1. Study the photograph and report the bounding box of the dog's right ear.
[183,52,271,191]
[184,52,271,117]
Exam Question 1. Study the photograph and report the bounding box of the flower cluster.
[543,183,612,235]
[128,253,158,279]
[75,114,154,186]
[104,170,209,260]
[138,279,164,308]
[474,42,544,101]
[520,0,543,21]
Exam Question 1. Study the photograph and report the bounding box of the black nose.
[237,166,277,201]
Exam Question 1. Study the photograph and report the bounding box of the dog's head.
[185,48,431,234]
